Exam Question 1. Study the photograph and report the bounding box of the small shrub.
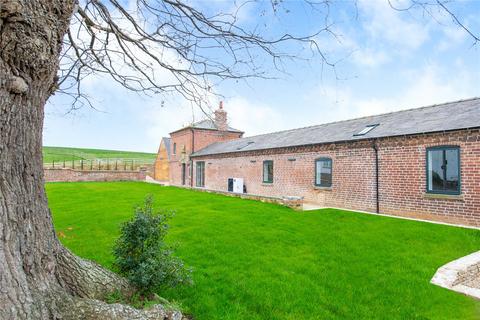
[113,195,192,296]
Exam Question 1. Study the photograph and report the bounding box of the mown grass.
[46,181,480,320]
[43,146,156,163]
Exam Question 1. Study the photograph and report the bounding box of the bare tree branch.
[58,0,478,111]
[58,0,338,111]
[388,0,479,44]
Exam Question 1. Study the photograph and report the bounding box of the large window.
[315,158,332,187]
[196,161,205,187]
[263,160,273,183]
[427,146,460,194]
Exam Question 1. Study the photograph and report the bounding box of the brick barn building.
[154,98,480,227]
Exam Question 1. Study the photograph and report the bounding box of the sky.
[44,0,480,153]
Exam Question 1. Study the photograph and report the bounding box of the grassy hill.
[43,146,156,163]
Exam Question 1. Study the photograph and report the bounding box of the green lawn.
[43,146,156,163]
[46,182,480,319]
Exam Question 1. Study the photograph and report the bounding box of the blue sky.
[44,0,480,153]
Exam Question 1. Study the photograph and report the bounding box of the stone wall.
[44,168,146,182]
[181,186,304,210]
[190,129,480,227]
[431,250,480,299]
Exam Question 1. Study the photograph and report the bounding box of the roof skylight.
[236,141,254,150]
[354,124,379,136]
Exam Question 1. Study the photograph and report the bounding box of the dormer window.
[354,124,379,136]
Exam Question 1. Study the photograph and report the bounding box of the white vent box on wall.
[228,178,244,193]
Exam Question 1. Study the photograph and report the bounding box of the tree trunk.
[0,1,182,319]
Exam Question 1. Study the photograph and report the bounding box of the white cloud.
[304,62,479,123]
[352,47,390,67]
[437,25,469,51]
[359,0,429,52]
[370,64,476,111]
[224,97,287,136]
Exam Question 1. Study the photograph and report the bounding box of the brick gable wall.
[191,129,480,227]
[169,128,243,186]
[153,140,169,181]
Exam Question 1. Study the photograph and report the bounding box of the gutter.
[190,128,195,187]
[372,140,380,214]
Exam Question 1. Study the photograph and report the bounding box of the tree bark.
[0,1,182,319]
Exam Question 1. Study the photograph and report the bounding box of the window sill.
[314,186,332,191]
[262,183,273,187]
[423,193,463,201]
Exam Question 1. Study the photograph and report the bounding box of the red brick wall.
[44,168,146,182]
[193,140,377,213]
[169,129,193,186]
[377,130,480,226]
[169,128,242,186]
[192,129,480,227]
[193,129,242,152]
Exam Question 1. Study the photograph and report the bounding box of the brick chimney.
[214,101,228,131]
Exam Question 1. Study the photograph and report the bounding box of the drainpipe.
[372,140,380,213]
[190,128,195,187]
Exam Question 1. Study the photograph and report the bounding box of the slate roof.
[161,137,171,160]
[170,119,243,134]
[192,97,480,157]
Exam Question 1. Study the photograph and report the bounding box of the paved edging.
[431,251,480,299]
[316,206,480,230]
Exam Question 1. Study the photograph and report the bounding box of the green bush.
[113,195,192,296]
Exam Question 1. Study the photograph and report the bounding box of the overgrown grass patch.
[47,181,480,319]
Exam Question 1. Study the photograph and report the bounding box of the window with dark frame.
[196,161,205,187]
[263,160,273,183]
[315,158,332,187]
[427,146,460,194]
[173,143,177,154]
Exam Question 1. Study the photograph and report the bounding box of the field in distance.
[43,146,156,163]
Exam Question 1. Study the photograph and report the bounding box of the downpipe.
[372,140,380,214]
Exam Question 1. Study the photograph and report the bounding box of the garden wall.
[44,168,147,182]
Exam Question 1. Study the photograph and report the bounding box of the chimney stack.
[214,101,228,131]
